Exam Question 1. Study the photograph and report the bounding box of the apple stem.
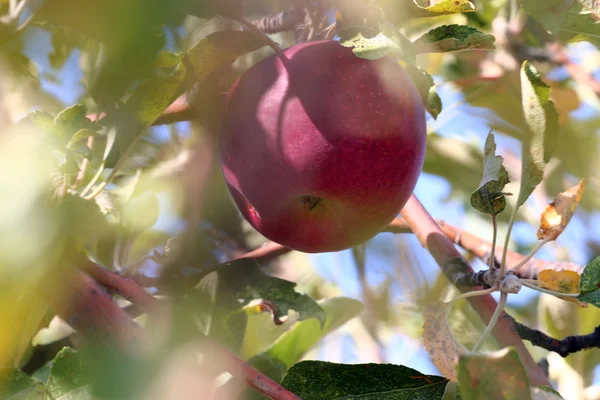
[238,17,288,62]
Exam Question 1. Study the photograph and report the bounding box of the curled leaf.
[470,131,510,215]
[538,270,581,294]
[537,180,585,241]
[423,302,468,381]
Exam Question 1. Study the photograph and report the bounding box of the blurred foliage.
[0,0,599,399]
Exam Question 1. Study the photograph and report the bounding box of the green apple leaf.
[187,31,267,83]
[470,131,510,215]
[182,258,326,352]
[519,0,600,46]
[281,361,448,399]
[578,257,600,306]
[517,61,559,207]
[124,59,187,128]
[246,297,363,369]
[47,347,94,399]
[0,369,47,399]
[338,22,416,64]
[457,347,531,400]
[404,65,443,118]
[413,25,496,53]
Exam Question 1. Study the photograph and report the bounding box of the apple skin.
[219,40,427,253]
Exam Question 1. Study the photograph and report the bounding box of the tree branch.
[242,10,305,35]
[514,321,600,358]
[400,195,550,387]
[75,259,302,400]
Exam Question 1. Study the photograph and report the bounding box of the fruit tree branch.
[76,260,302,400]
[400,194,551,387]
[514,320,600,358]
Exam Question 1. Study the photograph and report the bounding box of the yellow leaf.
[420,0,476,13]
[537,180,585,241]
[422,302,468,381]
[538,270,581,294]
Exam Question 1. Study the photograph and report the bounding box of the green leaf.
[67,129,96,149]
[519,0,600,45]
[281,361,448,399]
[245,297,363,368]
[182,258,326,352]
[404,65,443,118]
[470,132,510,214]
[578,257,600,306]
[457,347,531,400]
[517,61,559,207]
[187,31,267,82]
[55,105,98,136]
[151,51,185,70]
[0,369,47,399]
[47,348,93,399]
[413,25,495,53]
[124,61,187,129]
[338,22,416,63]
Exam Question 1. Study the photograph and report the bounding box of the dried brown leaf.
[423,302,468,381]
[538,180,585,241]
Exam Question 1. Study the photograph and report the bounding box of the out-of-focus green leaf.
[457,347,531,400]
[517,61,559,207]
[244,297,363,367]
[47,348,93,399]
[339,22,416,63]
[281,361,448,399]
[181,258,326,352]
[470,131,510,214]
[187,31,267,83]
[413,25,495,53]
[0,368,47,399]
[519,0,600,46]
[405,65,442,118]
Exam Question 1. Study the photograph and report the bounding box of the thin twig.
[400,195,550,386]
[515,323,600,358]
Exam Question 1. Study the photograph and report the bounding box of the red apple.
[219,40,427,253]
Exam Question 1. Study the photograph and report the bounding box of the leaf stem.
[509,239,549,272]
[84,129,143,200]
[448,285,498,305]
[472,292,508,352]
[499,206,518,278]
[489,213,498,272]
[520,280,580,298]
